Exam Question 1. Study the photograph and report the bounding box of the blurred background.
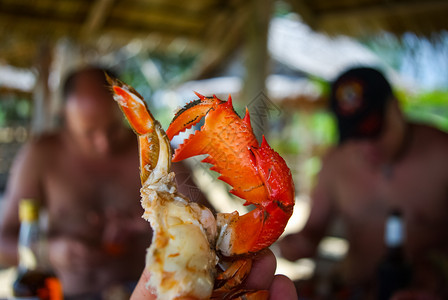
[1,0,448,296]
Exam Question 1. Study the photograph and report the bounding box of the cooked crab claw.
[167,93,295,257]
[108,77,218,300]
[166,92,223,141]
[107,74,170,184]
[109,76,294,299]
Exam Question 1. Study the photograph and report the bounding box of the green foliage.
[310,111,337,145]
[303,155,322,182]
[309,76,331,97]
[268,109,337,157]
[399,89,448,132]
[0,96,31,127]
[148,52,198,85]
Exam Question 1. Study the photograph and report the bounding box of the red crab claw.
[167,93,295,256]
[107,75,171,184]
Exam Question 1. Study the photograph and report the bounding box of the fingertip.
[244,249,277,290]
[270,274,298,300]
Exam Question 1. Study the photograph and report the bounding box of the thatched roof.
[1,0,249,73]
[1,0,448,73]
[290,0,448,37]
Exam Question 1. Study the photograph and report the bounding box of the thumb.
[130,268,156,300]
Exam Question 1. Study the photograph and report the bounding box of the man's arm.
[0,141,44,265]
[278,153,336,261]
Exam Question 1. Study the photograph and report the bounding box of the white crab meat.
[140,127,218,299]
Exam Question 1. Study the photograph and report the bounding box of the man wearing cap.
[279,67,448,297]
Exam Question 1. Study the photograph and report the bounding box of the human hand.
[244,249,299,300]
[278,232,306,262]
[130,249,298,300]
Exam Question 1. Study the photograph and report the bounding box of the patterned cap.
[329,67,393,144]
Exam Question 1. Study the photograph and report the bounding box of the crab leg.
[108,75,170,184]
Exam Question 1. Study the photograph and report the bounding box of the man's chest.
[42,154,142,219]
[334,157,447,223]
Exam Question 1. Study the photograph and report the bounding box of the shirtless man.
[279,67,448,297]
[0,67,211,298]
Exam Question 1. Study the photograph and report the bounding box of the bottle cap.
[19,199,39,222]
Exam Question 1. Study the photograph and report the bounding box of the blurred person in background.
[279,67,448,298]
[0,66,211,299]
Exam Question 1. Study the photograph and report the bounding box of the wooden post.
[31,39,82,135]
[240,0,273,141]
[31,42,53,136]
[50,39,83,127]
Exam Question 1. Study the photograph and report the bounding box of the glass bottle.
[377,209,412,300]
[12,199,63,299]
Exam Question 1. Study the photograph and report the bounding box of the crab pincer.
[167,93,295,257]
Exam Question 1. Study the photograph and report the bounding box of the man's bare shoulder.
[314,146,345,181]
[411,123,448,175]
[30,132,62,150]
[319,145,345,168]
[413,123,448,151]
[22,132,65,161]
[4,132,66,209]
